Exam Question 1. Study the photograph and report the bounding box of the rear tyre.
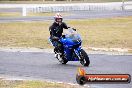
[80,49,90,66]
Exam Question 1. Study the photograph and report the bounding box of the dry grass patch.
[0,80,84,88]
[0,16,132,49]
[0,12,70,17]
[68,17,132,48]
[0,21,50,48]
[0,12,21,17]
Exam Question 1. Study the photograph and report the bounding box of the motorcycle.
[49,28,90,66]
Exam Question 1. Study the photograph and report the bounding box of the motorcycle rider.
[49,13,69,57]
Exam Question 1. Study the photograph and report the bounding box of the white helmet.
[54,13,63,22]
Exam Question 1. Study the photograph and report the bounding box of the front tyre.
[80,49,90,66]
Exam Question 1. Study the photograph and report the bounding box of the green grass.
[0,16,132,49]
[0,80,81,88]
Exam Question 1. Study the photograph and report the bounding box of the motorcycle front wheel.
[80,49,90,66]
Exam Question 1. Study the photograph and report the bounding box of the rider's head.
[54,13,63,23]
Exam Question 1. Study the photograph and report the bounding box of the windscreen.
[63,28,81,43]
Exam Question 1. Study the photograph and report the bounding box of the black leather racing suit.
[49,22,68,38]
[49,22,68,54]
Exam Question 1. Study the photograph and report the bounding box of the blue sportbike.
[49,28,90,66]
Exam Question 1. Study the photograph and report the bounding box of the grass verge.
[0,12,21,17]
[0,79,82,88]
[0,12,70,17]
[0,16,132,49]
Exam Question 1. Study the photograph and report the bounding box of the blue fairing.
[60,31,82,61]
[49,28,83,61]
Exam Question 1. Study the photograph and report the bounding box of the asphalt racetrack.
[0,51,132,88]
[0,10,132,22]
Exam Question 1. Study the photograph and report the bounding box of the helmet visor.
[55,18,62,22]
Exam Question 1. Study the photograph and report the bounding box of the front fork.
[74,47,82,61]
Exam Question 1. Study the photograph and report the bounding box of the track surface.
[0,51,132,88]
[0,10,132,22]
